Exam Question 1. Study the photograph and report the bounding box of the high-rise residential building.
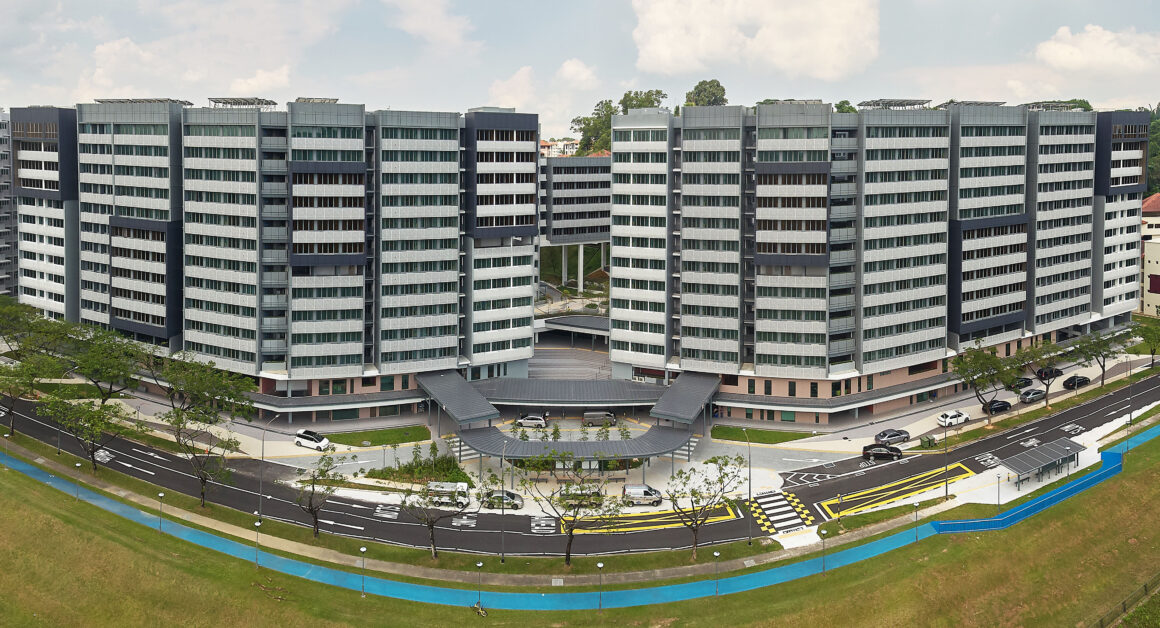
[610,101,1148,424]
[0,108,14,297]
[12,106,79,321]
[538,154,611,290]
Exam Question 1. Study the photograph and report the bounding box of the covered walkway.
[415,371,500,435]
[650,371,721,430]
[456,425,692,460]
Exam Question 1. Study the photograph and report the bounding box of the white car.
[515,414,546,429]
[936,410,969,427]
[293,429,330,451]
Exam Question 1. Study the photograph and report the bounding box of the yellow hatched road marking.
[818,463,975,518]
[569,503,739,534]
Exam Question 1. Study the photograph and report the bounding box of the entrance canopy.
[416,370,500,425]
[650,371,721,424]
[543,315,611,337]
[470,378,663,407]
[456,425,692,460]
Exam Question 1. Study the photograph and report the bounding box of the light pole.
[500,439,508,563]
[996,474,1002,516]
[943,421,949,500]
[157,492,165,533]
[1126,357,1134,461]
[820,529,828,573]
[596,562,604,612]
[254,520,262,568]
[3,432,9,467]
[475,561,483,608]
[742,427,752,545]
[1065,446,1071,479]
[713,551,721,596]
[838,493,844,524]
[257,412,281,521]
[359,547,367,598]
[74,462,82,501]
[914,502,919,543]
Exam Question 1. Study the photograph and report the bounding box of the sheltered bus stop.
[1000,437,1085,490]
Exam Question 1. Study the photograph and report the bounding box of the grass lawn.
[4,419,1160,626]
[711,425,813,445]
[325,425,431,447]
[1124,585,1160,627]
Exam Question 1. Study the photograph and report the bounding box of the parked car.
[1063,375,1091,390]
[1008,377,1033,391]
[1035,367,1064,380]
[515,414,547,429]
[937,410,969,427]
[582,410,617,427]
[1019,388,1046,404]
[623,484,662,506]
[862,444,903,461]
[560,484,604,507]
[425,481,472,509]
[983,399,1012,415]
[483,490,524,510]
[293,429,330,451]
[874,429,910,445]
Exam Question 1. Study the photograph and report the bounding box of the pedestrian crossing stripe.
[747,491,816,535]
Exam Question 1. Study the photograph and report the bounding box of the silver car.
[1019,388,1046,403]
[874,429,910,445]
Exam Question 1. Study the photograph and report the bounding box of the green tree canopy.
[570,98,618,155]
[685,79,727,106]
[835,100,857,113]
[618,89,668,114]
[950,342,1018,420]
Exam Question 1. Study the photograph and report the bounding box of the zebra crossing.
[748,491,816,534]
[445,435,482,463]
[674,435,701,461]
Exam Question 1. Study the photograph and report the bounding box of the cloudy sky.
[4,0,1159,137]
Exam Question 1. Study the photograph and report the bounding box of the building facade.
[0,109,13,296]
[610,101,1148,423]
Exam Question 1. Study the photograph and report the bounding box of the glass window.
[748,379,755,394]
[380,375,394,391]
[781,411,796,422]
[789,382,796,397]
[401,375,409,389]
[764,381,772,396]
[318,380,329,395]
[810,383,818,398]
[332,380,347,395]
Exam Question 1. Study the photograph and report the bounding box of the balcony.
[830,249,856,265]
[828,316,854,333]
[829,272,855,288]
[260,317,287,331]
[261,159,287,172]
[261,272,288,285]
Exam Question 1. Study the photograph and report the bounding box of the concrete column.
[578,244,585,293]
[561,244,568,287]
[600,241,606,268]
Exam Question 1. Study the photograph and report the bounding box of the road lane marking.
[817,463,975,518]
[116,460,155,475]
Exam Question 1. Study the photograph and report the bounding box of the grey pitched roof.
[650,371,720,424]
[469,378,664,406]
[416,371,500,425]
[1001,437,1085,476]
[248,389,422,410]
[456,425,692,460]
[543,315,610,334]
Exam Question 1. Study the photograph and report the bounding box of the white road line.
[318,519,365,531]
[116,460,155,475]
[331,500,372,509]
[130,448,167,461]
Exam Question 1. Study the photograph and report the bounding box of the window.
[401,375,409,389]
[380,376,395,391]
[748,379,755,395]
[764,381,772,396]
[809,383,818,398]
[319,381,329,395]
[788,382,796,397]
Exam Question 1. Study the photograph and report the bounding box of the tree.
[618,89,668,114]
[570,99,618,156]
[397,481,479,559]
[519,450,626,565]
[37,393,144,471]
[617,423,632,441]
[950,342,1016,421]
[66,326,146,406]
[685,79,727,107]
[1020,342,1065,409]
[835,100,857,113]
[551,423,561,442]
[0,353,66,435]
[150,352,255,506]
[0,296,68,361]
[665,455,745,559]
[295,445,353,538]
[1137,324,1160,368]
[1072,331,1120,387]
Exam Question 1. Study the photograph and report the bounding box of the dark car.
[1063,375,1090,389]
[983,399,1012,415]
[862,444,903,461]
[1008,377,1033,391]
[1035,367,1064,380]
[874,429,910,445]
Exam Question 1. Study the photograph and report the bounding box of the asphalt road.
[5,371,1150,555]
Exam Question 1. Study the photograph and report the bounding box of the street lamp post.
[500,439,508,563]
[1126,358,1134,462]
[742,428,752,546]
[257,412,281,521]
[597,562,604,612]
[74,462,82,501]
[359,547,367,598]
[157,492,165,533]
[1065,446,1072,479]
[820,530,828,573]
[475,562,483,608]
[254,520,262,568]
[943,422,949,500]
[713,551,721,596]
[3,433,9,466]
[996,474,1002,516]
[914,502,919,543]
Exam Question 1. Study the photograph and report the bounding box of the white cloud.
[488,66,536,110]
[631,0,879,81]
[1035,25,1160,76]
[230,65,291,95]
[380,0,482,56]
[554,58,599,91]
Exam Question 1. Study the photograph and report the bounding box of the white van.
[583,410,616,427]
[426,481,471,509]
[623,484,662,506]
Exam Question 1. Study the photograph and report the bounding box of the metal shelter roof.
[650,372,720,424]
[415,371,500,425]
[543,315,610,337]
[1001,437,1085,476]
[94,98,193,105]
[469,378,664,407]
[456,425,692,460]
[934,100,1006,109]
[857,99,931,110]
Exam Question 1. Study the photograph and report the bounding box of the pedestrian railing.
[1091,569,1160,627]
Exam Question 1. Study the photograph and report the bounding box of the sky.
[3,0,1159,138]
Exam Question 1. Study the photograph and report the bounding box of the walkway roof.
[650,371,720,424]
[470,378,664,407]
[416,371,500,425]
[543,315,611,337]
[1001,437,1085,476]
[456,425,692,460]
